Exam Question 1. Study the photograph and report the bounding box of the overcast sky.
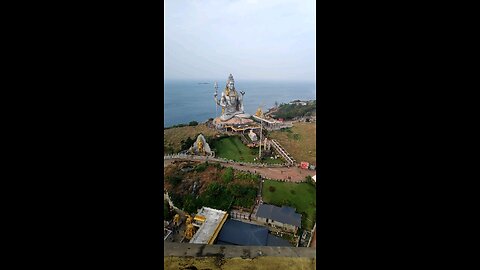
[164,0,315,81]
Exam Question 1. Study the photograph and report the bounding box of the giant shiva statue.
[214,74,251,121]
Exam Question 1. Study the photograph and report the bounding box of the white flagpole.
[214,81,218,119]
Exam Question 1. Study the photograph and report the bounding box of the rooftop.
[252,115,278,124]
[256,204,302,228]
[217,219,291,247]
[189,207,228,244]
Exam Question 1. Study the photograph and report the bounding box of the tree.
[181,137,195,151]
[164,202,172,221]
[168,175,182,186]
[189,121,198,126]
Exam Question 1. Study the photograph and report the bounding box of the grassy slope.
[268,122,316,165]
[262,180,316,230]
[164,124,219,154]
[213,136,283,164]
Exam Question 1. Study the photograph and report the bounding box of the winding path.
[164,158,315,182]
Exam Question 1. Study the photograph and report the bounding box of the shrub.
[168,175,182,186]
[180,137,195,151]
[207,182,223,196]
[189,121,198,126]
[229,184,242,197]
[195,163,208,172]
[222,167,234,183]
[183,194,199,214]
[269,186,276,192]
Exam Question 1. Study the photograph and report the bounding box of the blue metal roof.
[266,234,292,247]
[218,219,268,246]
[256,204,302,227]
[217,219,293,247]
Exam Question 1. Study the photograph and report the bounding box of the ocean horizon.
[164,79,316,127]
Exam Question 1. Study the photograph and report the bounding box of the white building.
[189,207,228,245]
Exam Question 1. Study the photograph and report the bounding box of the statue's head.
[227,74,235,91]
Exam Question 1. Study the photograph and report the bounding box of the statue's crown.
[227,74,234,84]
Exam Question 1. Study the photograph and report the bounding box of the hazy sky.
[164,0,315,81]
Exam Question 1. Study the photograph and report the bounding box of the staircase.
[270,139,296,165]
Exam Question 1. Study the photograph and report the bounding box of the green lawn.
[262,180,316,230]
[213,136,283,164]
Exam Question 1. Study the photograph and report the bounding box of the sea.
[164,80,316,127]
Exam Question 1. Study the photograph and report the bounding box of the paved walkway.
[164,159,315,182]
[165,242,317,258]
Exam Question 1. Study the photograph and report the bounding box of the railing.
[164,154,289,168]
[270,139,296,165]
[307,223,316,247]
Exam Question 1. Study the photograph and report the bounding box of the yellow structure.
[185,215,193,225]
[255,107,263,117]
[194,215,206,223]
[197,140,204,154]
[173,214,180,225]
[185,224,195,240]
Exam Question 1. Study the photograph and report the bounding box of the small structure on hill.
[188,134,214,156]
[248,129,258,142]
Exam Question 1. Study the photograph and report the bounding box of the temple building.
[188,134,214,156]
